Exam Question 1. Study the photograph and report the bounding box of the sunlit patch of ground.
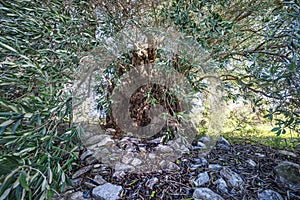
[222,124,300,150]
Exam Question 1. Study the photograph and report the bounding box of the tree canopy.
[0,0,299,199]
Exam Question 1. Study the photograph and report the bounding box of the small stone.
[258,189,283,200]
[147,177,159,189]
[68,191,85,200]
[139,147,147,152]
[198,136,210,143]
[278,150,297,158]
[126,132,134,137]
[92,183,122,200]
[194,157,208,165]
[131,158,143,166]
[190,164,203,169]
[122,152,134,164]
[85,135,110,146]
[112,171,126,179]
[208,164,223,171]
[192,146,203,150]
[274,161,300,191]
[93,164,101,168]
[96,136,114,148]
[93,175,106,185]
[86,135,114,150]
[167,162,180,171]
[217,137,230,146]
[80,150,93,161]
[148,153,156,159]
[193,188,224,200]
[214,178,228,193]
[159,160,168,169]
[246,159,257,168]
[72,165,93,179]
[115,163,134,172]
[106,128,116,133]
[197,141,206,148]
[229,190,237,195]
[155,144,174,153]
[255,153,266,158]
[193,172,210,187]
[220,167,244,188]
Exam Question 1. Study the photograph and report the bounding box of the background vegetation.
[0,0,299,199]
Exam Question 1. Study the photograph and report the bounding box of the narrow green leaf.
[0,41,18,53]
[48,167,53,184]
[61,172,66,184]
[0,119,14,127]
[0,126,6,134]
[41,179,47,191]
[271,127,280,132]
[11,119,21,133]
[19,173,29,191]
[24,113,33,118]
[0,187,11,200]
[13,147,36,156]
[276,130,282,136]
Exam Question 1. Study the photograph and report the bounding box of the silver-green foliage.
[158,0,300,135]
[0,1,96,199]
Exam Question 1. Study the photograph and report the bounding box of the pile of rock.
[56,134,300,200]
[80,131,191,173]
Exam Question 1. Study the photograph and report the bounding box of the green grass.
[222,124,300,150]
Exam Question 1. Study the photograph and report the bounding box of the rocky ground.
[56,131,300,200]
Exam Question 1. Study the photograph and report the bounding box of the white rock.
[147,177,159,189]
[255,153,266,158]
[193,172,210,187]
[80,150,93,161]
[131,158,143,166]
[92,183,122,200]
[275,161,300,191]
[258,189,283,200]
[220,167,243,188]
[199,136,211,143]
[85,135,112,146]
[217,137,230,146]
[278,150,297,158]
[72,165,93,179]
[208,164,223,170]
[155,144,174,153]
[167,162,180,171]
[68,191,85,200]
[214,178,228,193]
[115,163,134,172]
[93,175,106,185]
[193,188,224,200]
[148,153,156,159]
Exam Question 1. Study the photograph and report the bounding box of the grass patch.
[222,124,300,150]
